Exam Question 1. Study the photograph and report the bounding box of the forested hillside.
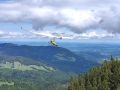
[0,43,100,90]
[0,56,71,90]
[0,43,98,73]
[67,57,120,90]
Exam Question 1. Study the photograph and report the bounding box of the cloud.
[0,0,120,40]
[0,30,38,39]
[0,29,119,40]
[26,30,118,40]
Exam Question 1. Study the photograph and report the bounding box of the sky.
[0,0,120,41]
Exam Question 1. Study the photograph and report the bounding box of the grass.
[0,61,55,72]
[0,81,14,86]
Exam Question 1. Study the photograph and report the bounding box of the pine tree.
[66,57,120,90]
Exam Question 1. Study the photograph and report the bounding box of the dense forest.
[0,43,120,90]
[0,56,120,90]
[0,56,71,90]
[66,57,120,90]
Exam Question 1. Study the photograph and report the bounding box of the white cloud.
[0,0,120,39]
[22,30,118,40]
[0,29,119,40]
[0,30,36,39]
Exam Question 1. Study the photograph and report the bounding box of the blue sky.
[0,0,120,41]
[0,22,32,32]
[0,0,9,2]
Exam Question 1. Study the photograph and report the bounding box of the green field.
[0,61,55,72]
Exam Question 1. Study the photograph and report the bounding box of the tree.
[66,57,120,90]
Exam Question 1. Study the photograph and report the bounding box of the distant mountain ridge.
[0,43,98,73]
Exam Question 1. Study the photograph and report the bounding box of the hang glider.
[50,38,58,46]
[20,26,63,46]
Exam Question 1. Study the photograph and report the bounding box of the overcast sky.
[0,0,120,41]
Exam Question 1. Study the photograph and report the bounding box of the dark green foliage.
[0,56,71,90]
[67,58,120,90]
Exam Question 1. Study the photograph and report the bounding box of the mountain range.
[0,43,98,73]
[0,43,99,90]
